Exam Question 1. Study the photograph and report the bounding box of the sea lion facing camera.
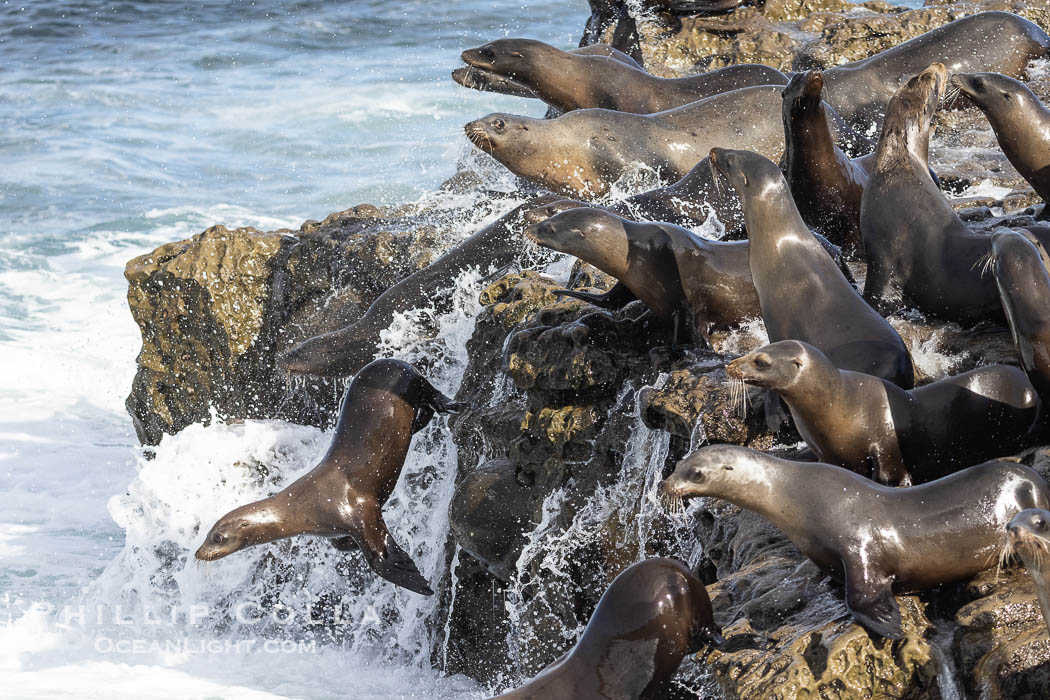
[782,69,873,258]
[456,38,787,114]
[953,71,1050,219]
[708,147,913,389]
[196,359,463,595]
[464,85,863,198]
[1006,508,1050,637]
[727,340,1042,486]
[661,445,1050,639]
[492,557,725,700]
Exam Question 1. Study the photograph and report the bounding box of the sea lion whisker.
[973,248,996,277]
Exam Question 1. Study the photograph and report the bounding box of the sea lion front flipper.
[554,281,638,310]
[355,530,434,596]
[763,392,790,434]
[844,566,902,639]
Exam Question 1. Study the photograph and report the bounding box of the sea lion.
[782,69,872,258]
[280,198,557,377]
[524,206,760,344]
[1006,508,1050,637]
[492,557,725,700]
[726,340,1042,486]
[453,43,642,101]
[708,147,914,389]
[195,358,463,594]
[464,85,863,198]
[989,228,1050,401]
[952,71,1050,220]
[821,12,1050,128]
[861,63,1010,323]
[660,445,1050,639]
[456,38,787,114]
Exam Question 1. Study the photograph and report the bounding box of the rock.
[125,201,510,445]
[448,458,538,581]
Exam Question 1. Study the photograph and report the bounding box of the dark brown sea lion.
[709,147,914,389]
[726,340,1042,486]
[989,228,1050,401]
[524,206,760,344]
[1006,508,1050,637]
[453,43,642,100]
[661,445,1050,639]
[861,63,1010,323]
[492,557,724,700]
[952,71,1050,220]
[456,38,787,114]
[279,199,556,377]
[464,85,863,198]
[195,358,463,594]
[821,12,1050,129]
[782,69,872,258]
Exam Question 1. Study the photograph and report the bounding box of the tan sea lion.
[661,445,1050,638]
[727,340,1042,486]
[195,358,463,595]
[492,557,724,699]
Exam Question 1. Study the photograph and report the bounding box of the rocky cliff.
[125,1,1050,696]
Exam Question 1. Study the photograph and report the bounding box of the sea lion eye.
[1001,91,1011,100]
[1035,516,1047,529]
[754,355,771,369]
[480,48,495,61]
[723,465,733,471]
[211,533,227,544]
[493,118,505,130]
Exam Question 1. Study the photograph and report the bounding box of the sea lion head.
[725,340,811,390]
[457,38,555,92]
[660,444,767,502]
[522,198,589,226]
[1007,508,1050,565]
[278,325,370,377]
[878,63,947,162]
[465,113,568,186]
[709,147,787,203]
[524,207,628,268]
[989,228,1050,283]
[951,71,1036,119]
[195,503,271,561]
[781,69,824,122]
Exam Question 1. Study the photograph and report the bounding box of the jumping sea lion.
[492,557,725,700]
[524,206,760,344]
[726,340,1042,485]
[280,198,557,377]
[820,12,1050,129]
[195,358,463,594]
[453,43,642,101]
[708,147,914,389]
[1006,508,1050,637]
[464,85,863,198]
[456,38,787,114]
[952,71,1050,219]
[989,228,1050,401]
[660,444,1050,639]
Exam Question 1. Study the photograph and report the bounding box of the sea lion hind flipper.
[554,282,638,310]
[845,569,903,639]
[330,536,358,552]
[357,531,434,596]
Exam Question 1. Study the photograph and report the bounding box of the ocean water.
[0,1,585,697]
